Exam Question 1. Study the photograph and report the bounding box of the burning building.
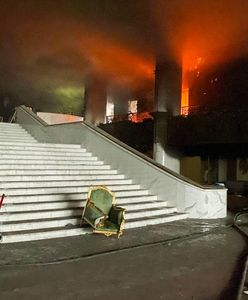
[1,0,248,192]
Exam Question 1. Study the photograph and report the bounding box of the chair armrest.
[83,204,108,228]
[94,215,107,227]
[109,206,125,227]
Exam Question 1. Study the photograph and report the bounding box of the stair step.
[5,194,157,205]
[0,141,81,148]
[126,207,177,219]
[120,200,167,210]
[0,129,27,134]
[0,159,103,165]
[0,213,188,243]
[1,138,38,143]
[0,154,96,161]
[1,204,172,231]
[116,195,158,204]
[5,189,150,203]
[125,213,189,229]
[0,226,91,243]
[4,184,141,196]
[2,200,86,212]
[0,126,31,133]
[0,145,86,152]
[0,129,30,134]
[0,169,118,176]
[1,217,81,232]
[0,134,36,140]
[0,208,83,221]
[0,123,22,128]
[0,155,97,162]
[0,149,90,157]
[0,164,111,170]
[1,174,125,182]
[1,179,133,188]
[2,199,164,212]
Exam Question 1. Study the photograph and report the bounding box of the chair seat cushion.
[95,220,119,233]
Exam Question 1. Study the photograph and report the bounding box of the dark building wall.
[0,95,18,121]
[189,57,248,109]
[99,120,153,157]
[167,109,248,155]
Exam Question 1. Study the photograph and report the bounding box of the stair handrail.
[16,105,48,126]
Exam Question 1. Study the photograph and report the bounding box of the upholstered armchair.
[82,186,125,237]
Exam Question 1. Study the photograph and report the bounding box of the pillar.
[111,84,130,119]
[84,75,107,125]
[153,56,182,173]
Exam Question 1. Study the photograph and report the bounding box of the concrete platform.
[0,219,232,266]
[0,219,247,300]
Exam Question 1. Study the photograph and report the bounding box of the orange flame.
[152,0,248,114]
[181,56,204,114]
[131,112,153,123]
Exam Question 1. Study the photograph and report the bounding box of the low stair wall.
[15,106,227,218]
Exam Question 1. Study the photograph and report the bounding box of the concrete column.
[218,159,227,182]
[155,57,182,115]
[114,96,129,116]
[84,75,107,125]
[108,84,129,118]
[153,56,182,173]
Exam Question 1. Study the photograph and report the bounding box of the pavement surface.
[0,219,247,300]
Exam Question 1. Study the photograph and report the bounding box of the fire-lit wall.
[183,57,248,110]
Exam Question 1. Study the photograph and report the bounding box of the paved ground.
[0,219,247,300]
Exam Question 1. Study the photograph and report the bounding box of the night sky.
[1,0,248,114]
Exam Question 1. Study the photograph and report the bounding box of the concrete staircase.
[0,123,187,243]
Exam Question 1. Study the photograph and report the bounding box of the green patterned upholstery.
[82,186,125,237]
[89,189,113,215]
[83,204,107,228]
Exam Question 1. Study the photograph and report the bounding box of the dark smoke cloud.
[1,0,248,113]
[0,0,155,113]
[151,0,248,69]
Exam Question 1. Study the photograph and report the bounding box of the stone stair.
[0,123,187,243]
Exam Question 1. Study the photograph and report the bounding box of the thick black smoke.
[1,0,248,116]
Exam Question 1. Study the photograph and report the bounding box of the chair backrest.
[88,186,115,215]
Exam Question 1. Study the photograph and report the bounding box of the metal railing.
[181,105,201,116]
[181,105,248,117]
[106,112,153,123]
[106,112,135,123]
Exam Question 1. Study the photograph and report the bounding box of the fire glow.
[151,1,248,115]
[181,57,203,115]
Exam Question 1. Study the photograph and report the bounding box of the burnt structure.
[168,57,248,153]
[166,57,248,188]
